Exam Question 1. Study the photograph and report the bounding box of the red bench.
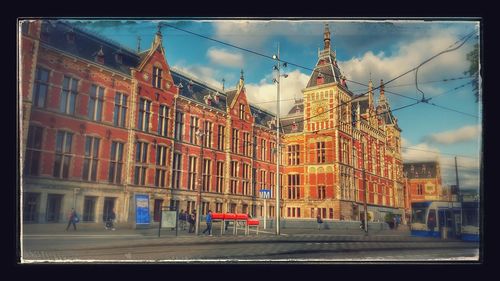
[209,213,260,235]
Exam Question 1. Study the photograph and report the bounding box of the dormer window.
[115,53,123,64]
[316,72,324,85]
[95,46,105,64]
[66,30,75,44]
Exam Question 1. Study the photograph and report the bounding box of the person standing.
[109,209,116,231]
[202,210,213,236]
[65,208,78,231]
[316,214,323,230]
[188,210,196,233]
[178,209,186,231]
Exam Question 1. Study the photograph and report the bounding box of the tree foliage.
[464,43,480,102]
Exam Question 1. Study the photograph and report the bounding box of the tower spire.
[368,78,374,111]
[324,23,331,50]
[153,22,163,47]
[379,79,386,102]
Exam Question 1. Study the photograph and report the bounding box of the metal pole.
[264,198,267,230]
[195,132,204,235]
[362,140,368,234]
[275,43,281,236]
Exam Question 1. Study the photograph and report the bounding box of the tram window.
[411,207,426,223]
[463,208,479,227]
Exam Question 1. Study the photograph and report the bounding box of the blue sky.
[69,19,481,191]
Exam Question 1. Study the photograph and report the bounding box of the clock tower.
[303,23,351,132]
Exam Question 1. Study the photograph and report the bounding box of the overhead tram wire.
[163,23,479,123]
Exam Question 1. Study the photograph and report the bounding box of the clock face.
[311,101,328,121]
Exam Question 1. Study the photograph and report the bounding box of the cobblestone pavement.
[21,223,479,262]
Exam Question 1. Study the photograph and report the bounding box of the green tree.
[464,43,480,102]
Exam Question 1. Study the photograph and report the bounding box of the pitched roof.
[40,20,140,75]
[250,105,276,129]
[171,70,227,112]
[403,162,439,179]
[306,52,344,88]
[281,116,303,134]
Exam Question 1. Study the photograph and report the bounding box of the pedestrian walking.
[188,210,196,233]
[105,209,116,230]
[202,210,213,236]
[179,209,186,231]
[65,208,78,231]
[316,214,323,230]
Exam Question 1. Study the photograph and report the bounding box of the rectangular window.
[33,67,49,108]
[158,105,169,137]
[230,161,238,194]
[59,76,78,115]
[152,67,162,88]
[287,144,300,165]
[260,170,266,190]
[83,196,97,222]
[202,202,210,215]
[270,142,276,163]
[174,111,184,141]
[287,174,300,199]
[329,208,334,219]
[353,147,358,169]
[215,203,223,213]
[189,116,199,144]
[239,103,245,119]
[203,121,213,148]
[261,139,267,161]
[187,156,197,190]
[318,185,326,199]
[217,125,225,151]
[172,153,182,189]
[134,142,148,185]
[242,163,250,195]
[243,132,250,156]
[24,125,43,176]
[113,92,127,127]
[137,98,151,132]
[109,141,124,184]
[153,199,163,222]
[216,161,224,193]
[155,145,167,188]
[202,159,211,192]
[316,141,326,163]
[154,169,166,188]
[82,136,100,182]
[231,129,239,154]
[53,131,73,178]
[417,184,423,195]
[88,85,104,121]
[186,200,195,214]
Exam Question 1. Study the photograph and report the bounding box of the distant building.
[403,161,444,205]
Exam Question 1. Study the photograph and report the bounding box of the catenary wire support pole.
[195,129,204,236]
[362,139,368,234]
[272,43,287,236]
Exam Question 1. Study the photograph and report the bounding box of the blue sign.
[135,194,150,224]
[259,189,271,199]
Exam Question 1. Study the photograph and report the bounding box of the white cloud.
[171,64,224,90]
[403,141,481,189]
[245,69,310,115]
[402,143,441,163]
[423,124,481,145]
[207,47,244,68]
[339,27,475,101]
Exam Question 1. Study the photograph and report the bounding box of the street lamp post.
[195,129,204,235]
[272,43,287,236]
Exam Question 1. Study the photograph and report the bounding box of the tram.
[410,201,462,238]
[461,198,479,242]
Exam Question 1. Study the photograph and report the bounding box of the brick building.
[280,24,405,222]
[20,20,406,225]
[403,161,444,203]
[20,20,280,224]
